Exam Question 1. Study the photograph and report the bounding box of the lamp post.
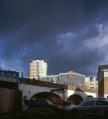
[63,88,65,109]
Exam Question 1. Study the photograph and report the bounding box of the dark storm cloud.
[1,0,108,76]
[0,0,82,34]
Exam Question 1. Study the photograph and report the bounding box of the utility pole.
[21,72,24,78]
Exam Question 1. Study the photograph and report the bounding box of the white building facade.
[58,71,85,88]
[85,76,98,91]
[36,71,85,89]
[41,75,59,83]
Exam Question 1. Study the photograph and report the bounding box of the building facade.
[97,65,108,98]
[29,60,48,79]
[0,70,19,83]
[85,76,98,91]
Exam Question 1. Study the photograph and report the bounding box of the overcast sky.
[0,0,108,77]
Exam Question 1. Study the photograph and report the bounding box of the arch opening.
[67,94,83,105]
[31,92,64,105]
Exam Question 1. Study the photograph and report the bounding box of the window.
[96,101,108,105]
[46,100,53,105]
[81,101,94,106]
[90,77,95,81]
[90,87,94,90]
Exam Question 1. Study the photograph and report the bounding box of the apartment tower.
[29,60,48,79]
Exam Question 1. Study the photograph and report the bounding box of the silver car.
[64,104,79,110]
[75,99,108,116]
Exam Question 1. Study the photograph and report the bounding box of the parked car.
[28,99,62,110]
[73,99,108,116]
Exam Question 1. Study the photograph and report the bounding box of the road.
[0,109,107,119]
